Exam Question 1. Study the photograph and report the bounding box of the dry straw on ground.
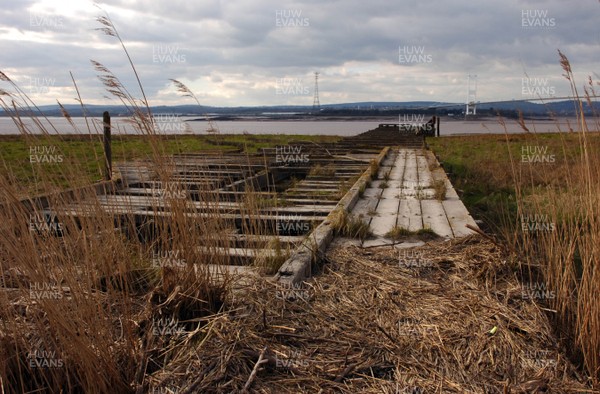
[149,236,593,393]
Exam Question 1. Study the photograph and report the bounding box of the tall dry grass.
[506,51,600,384]
[0,11,279,393]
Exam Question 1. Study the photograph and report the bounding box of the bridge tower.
[465,74,477,116]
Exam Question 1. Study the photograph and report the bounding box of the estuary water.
[0,116,587,136]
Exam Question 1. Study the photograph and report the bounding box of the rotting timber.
[21,122,438,282]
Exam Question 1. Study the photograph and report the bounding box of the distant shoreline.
[0,114,558,122]
[1,131,598,142]
[0,116,587,136]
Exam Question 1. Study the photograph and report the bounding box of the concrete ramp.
[351,148,478,248]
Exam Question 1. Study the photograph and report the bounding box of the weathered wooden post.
[436,116,440,137]
[103,111,112,181]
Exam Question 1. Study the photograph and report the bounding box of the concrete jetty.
[351,147,478,249]
[22,121,478,285]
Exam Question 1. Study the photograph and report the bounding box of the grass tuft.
[331,209,371,240]
[385,225,438,240]
[433,179,447,201]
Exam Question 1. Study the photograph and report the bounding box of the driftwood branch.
[243,346,269,392]
[334,363,357,383]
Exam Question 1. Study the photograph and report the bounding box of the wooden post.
[436,116,440,137]
[103,111,112,181]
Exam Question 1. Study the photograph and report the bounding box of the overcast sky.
[1,0,598,107]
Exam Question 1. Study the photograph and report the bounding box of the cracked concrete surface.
[350,148,478,248]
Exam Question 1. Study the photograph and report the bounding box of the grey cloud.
[1,0,598,106]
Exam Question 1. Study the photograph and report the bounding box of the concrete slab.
[389,163,405,178]
[397,199,422,232]
[416,156,433,187]
[442,200,478,237]
[420,200,454,238]
[402,160,419,185]
[369,214,398,237]
[375,197,400,214]
[381,187,401,200]
[352,198,378,217]
[386,180,403,189]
